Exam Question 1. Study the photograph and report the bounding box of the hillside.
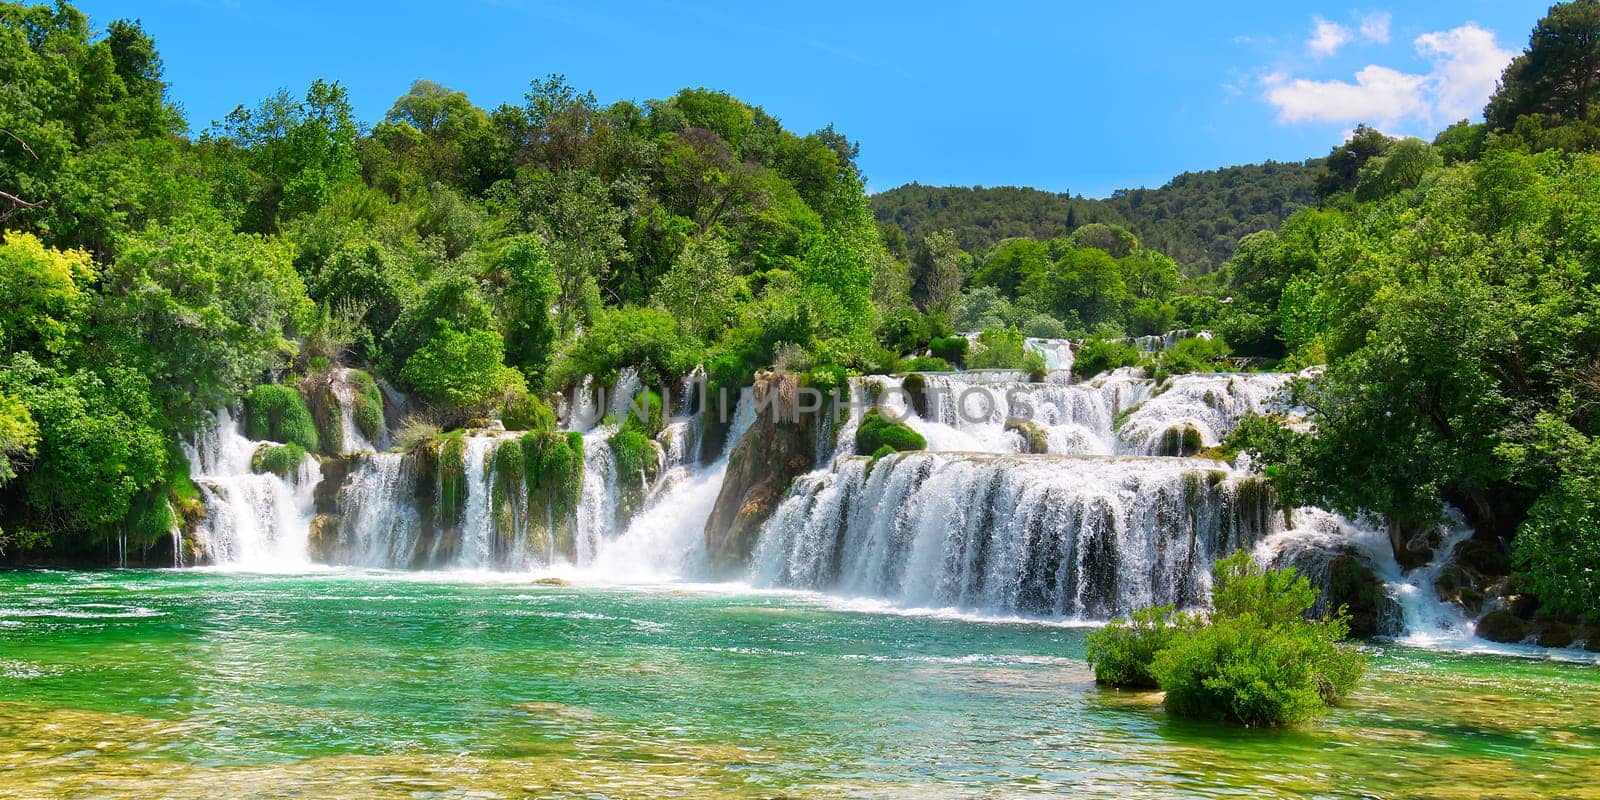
[872,159,1320,273]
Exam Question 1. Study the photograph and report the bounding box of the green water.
[1,570,1597,799]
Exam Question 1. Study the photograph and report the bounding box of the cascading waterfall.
[752,452,1276,617]
[1114,372,1294,455]
[184,408,320,570]
[173,332,1492,643]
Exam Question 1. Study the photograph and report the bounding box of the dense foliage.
[1087,552,1367,727]
[0,0,897,557]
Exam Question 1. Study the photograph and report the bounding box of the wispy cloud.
[1359,11,1392,44]
[1265,23,1513,131]
[1307,16,1352,57]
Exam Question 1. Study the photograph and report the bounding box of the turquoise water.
[2,569,1597,798]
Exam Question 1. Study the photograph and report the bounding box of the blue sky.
[73,1,1549,196]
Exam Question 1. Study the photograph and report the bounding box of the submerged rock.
[1535,621,1575,649]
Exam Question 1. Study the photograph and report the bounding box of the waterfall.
[1114,372,1293,455]
[331,367,385,454]
[751,452,1277,618]
[184,408,320,570]
[1023,337,1075,372]
[336,452,421,568]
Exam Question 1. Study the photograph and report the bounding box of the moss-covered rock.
[609,428,661,523]
[251,442,307,477]
[307,513,341,564]
[244,383,319,452]
[522,430,584,560]
[855,410,926,456]
[348,369,386,443]
[1156,424,1204,457]
[902,373,929,419]
[1004,417,1050,454]
[1327,553,1394,638]
[436,433,468,532]
[1475,609,1529,643]
[1454,537,1513,577]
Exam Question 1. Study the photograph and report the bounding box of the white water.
[751,452,1275,618]
[183,408,320,570]
[331,367,384,454]
[179,336,1514,647]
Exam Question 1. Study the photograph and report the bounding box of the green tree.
[910,229,966,316]
[497,235,559,387]
[1486,0,1600,130]
[656,234,737,338]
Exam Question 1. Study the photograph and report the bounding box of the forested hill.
[872,159,1321,273]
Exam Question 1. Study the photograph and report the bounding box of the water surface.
[2,569,1596,798]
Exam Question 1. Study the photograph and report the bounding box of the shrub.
[1092,551,1368,727]
[1021,313,1070,339]
[855,410,926,455]
[609,428,658,479]
[928,335,969,365]
[395,416,441,455]
[1151,552,1367,725]
[1085,604,1196,688]
[501,393,556,432]
[901,356,951,372]
[244,384,319,452]
[550,305,699,389]
[1071,337,1142,380]
[1159,335,1232,376]
[965,327,1027,370]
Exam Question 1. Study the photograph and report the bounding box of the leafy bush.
[244,384,319,451]
[1158,335,1231,376]
[1071,337,1141,379]
[608,428,658,479]
[855,410,926,455]
[1021,313,1070,338]
[1085,604,1196,688]
[501,393,556,432]
[1090,551,1367,727]
[928,335,969,365]
[551,305,699,389]
[1152,552,1366,726]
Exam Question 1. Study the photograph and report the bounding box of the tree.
[656,234,737,338]
[0,231,96,356]
[399,321,517,410]
[1486,0,1600,130]
[1315,124,1394,198]
[100,222,310,431]
[910,229,966,316]
[497,235,559,387]
[0,390,37,487]
[214,79,362,230]
[974,237,1049,295]
[529,170,626,334]
[1353,138,1442,201]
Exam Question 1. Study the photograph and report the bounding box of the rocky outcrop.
[1475,609,1529,643]
[704,372,817,573]
[1004,417,1050,454]
[1326,552,1397,637]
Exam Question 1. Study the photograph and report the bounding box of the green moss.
[244,384,319,452]
[1157,425,1204,457]
[1111,403,1143,431]
[900,356,950,372]
[490,438,525,545]
[902,372,929,418]
[620,389,665,438]
[348,369,386,443]
[855,410,926,455]
[501,393,556,432]
[251,442,307,477]
[609,428,657,479]
[436,433,467,529]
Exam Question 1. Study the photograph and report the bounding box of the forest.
[2,0,1599,623]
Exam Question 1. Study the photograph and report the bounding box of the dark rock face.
[1326,552,1397,638]
[1475,609,1529,643]
[1535,621,1575,649]
[704,373,817,573]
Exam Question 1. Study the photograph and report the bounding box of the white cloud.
[1417,23,1514,121]
[1307,16,1353,57]
[1265,23,1515,130]
[1360,11,1392,44]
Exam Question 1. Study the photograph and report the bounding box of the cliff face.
[704,373,818,573]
